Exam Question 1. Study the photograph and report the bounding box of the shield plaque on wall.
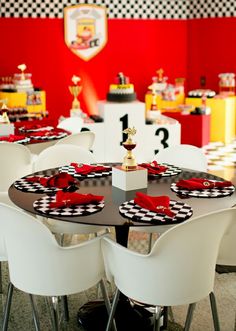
[64,4,108,61]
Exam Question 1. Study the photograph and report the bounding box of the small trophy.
[122,127,137,171]
[69,75,82,110]
[17,64,27,80]
[1,104,10,124]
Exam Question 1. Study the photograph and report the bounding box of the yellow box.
[185,97,235,144]
[145,92,185,113]
[0,91,46,114]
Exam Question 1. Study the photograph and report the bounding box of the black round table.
[8,167,236,331]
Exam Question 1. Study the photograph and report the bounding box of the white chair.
[0,142,33,206]
[217,214,236,267]
[55,131,95,150]
[33,144,96,172]
[33,144,108,243]
[57,117,83,134]
[132,143,208,252]
[102,208,235,331]
[0,203,111,331]
[155,144,208,172]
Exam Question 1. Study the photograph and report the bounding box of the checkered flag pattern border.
[119,199,193,225]
[171,182,235,198]
[33,194,105,216]
[59,164,112,179]
[1,0,235,19]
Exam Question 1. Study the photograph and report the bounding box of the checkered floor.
[203,140,236,171]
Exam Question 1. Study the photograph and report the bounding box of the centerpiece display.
[112,127,147,191]
[106,72,137,102]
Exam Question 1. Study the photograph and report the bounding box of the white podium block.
[112,166,148,191]
[0,123,14,136]
[98,101,146,162]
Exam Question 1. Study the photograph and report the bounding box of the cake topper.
[156,68,164,82]
[17,64,27,80]
[69,75,82,109]
[122,126,137,171]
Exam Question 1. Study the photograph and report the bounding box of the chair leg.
[51,296,60,331]
[61,295,69,322]
[153,306,162,331]
[29,294,41,331]
[147,233,153,253]
[99,279,117,331]
[183,303,196,331]
[209,292,221,331]
[106,288,120,331]
[2,282,14,331]
[0,261,3,295]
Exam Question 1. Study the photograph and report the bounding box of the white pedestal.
[112,166,148,191]
[0,123,14,136]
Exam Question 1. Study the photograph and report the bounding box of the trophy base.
[112,166,148,191]
[121,165,137,171]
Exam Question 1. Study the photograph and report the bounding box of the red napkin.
[20,123,44,131]
[0,134,26,142]
[138,160,168,175]
[49,190,104,208]
[176,178,233,190]
[29,130,55,137]
[134,192,175,217]
[71,163,111,175]
[26,172,78,189]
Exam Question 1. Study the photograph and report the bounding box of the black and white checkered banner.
[119,199,193,224]
[33,195,105,216]
[171,182,235,198]
[1,0,235,19]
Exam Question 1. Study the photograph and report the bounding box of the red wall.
[0,18,187,121]
[187,17,236,92]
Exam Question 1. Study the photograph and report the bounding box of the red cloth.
[49,191,104,208]
[176,178,233,190]
[138,160,168,175]
[134,192,175,217]
[20,123,46,131]
[26,172,78,189]
[71,163,111,175]
[0,134,26,142]
[29,130,56,137]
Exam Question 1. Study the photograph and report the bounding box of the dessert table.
[8,165,236,330]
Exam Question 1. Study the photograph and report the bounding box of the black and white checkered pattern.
[33,195,105,216]
[1,0,235,19]
[28,131,68,141]
[59,164,112,179]
[18,126,54,133]
[119,199,193,225]
[14,176,59,193]
[171,182,235,198]
[148,163,182,178]
[0,137,30,144]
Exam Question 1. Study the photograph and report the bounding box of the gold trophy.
[122,127,137,171]
[17,64,27,80]
[69,75,82,110]
[1,104,10,124]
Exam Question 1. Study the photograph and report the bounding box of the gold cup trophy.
[122,127,137,171]
[69,75,82,110]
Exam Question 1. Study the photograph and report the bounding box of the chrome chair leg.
[99,279,117,331]
[29,294,41,331]
[153,306,162,331]
[51,296,60,331]
[209,292,221,331]
[147,233,153,253]
[184,302,196,331]
[61,295,69,322]
[2,282,14,331]
[0,261,3,295]
[106,288,120,331]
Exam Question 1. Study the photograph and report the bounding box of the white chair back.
[57,117,83,134]
[0,142,32,191]
[102,208,234,307]
[55,131,95,150]
[34,144,96,172]
[0,203,106,296]
[156,144,207,172]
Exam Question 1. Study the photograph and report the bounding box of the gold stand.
[122,127,137,171]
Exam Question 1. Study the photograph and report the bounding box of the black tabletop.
[8,167,236,229]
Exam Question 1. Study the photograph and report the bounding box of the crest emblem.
[64,5,108,61]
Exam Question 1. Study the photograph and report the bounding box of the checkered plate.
[33,195,105,216]
[14,176,59,194]
[0,137,30,144]
[28,131,68,141]
[119,200,193,225]
[171,181,235,198]
[59,164,112,179]
[148,163,182,178]
[18,125,54,133]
